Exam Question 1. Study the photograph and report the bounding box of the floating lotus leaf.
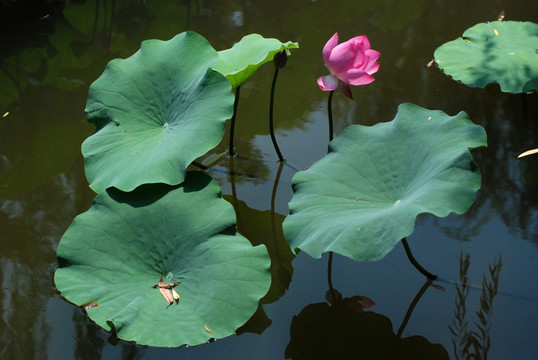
[285,303,449,359]
[212,33,299,88]
[283,103,487,261]
[82,31,234,193]
[434,21,538,93]
[54,171,271,347]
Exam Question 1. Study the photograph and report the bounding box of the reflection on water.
[1,0,537,359]
[449,252,503,360]
[286,281,449,359]
[0,171,91,358]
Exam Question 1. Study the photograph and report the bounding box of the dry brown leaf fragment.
[159,287,174,304]
[152,274,181,305]
[82,301,99,309]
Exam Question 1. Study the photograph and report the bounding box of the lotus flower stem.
[327,90,334,141]
[401,237,438,280]
[229,86,241,156]
[229,155,242,228]
[269,67,285,162]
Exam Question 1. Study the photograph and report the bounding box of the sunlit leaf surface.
[55,171,271,347]
[82,31,234,193]
[434,21,538,93]
[213,33,298,88]
[283,103,487,261]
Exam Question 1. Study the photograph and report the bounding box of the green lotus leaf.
[283,103,487,261]
[434,21,538,93]
[54,171,271,347]
[82,31,234,193]
[212,33,299,88]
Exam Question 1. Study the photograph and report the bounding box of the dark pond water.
[1,1,537,359]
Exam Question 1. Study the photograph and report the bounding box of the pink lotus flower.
[317,33,380,99]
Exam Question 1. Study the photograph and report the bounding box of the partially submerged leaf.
[82,31,234,193]
[283,103,487,261]
[434,21,538,93]
[212,33,299,88]
[55,171,271,347]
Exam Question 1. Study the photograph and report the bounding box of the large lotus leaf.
[434,21,538,93]
[283,103,487,262]
[82,31,234,193]
[54,171,271,347]
[212,33,299,88]
[285,303,449,359]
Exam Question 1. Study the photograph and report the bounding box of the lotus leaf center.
[165,271,174,281]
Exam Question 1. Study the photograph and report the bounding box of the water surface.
[1,1,537,359]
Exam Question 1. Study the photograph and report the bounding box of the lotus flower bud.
[273,50,288,69]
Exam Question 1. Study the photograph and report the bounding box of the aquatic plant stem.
[327,251,338,301]
[326,90,336,292]
[401,237,438,280]
[228,155,242,229]
[327,90,334,142]
[229,86,241,156]
[269,67,285,162]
